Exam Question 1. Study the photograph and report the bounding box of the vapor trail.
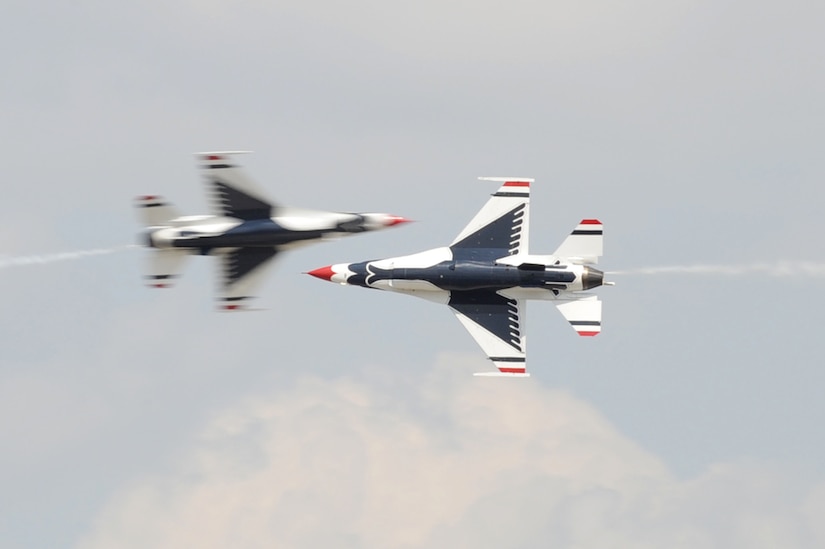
[0,245,138,270]
[608,261,825,278]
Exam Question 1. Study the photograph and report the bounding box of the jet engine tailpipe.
[582,266,604,290]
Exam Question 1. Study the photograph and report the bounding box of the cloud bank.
[78,354,824,549]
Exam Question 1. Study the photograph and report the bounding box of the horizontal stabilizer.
[134,196,181,227]
[556,297,602,336]
[143,249,188,288]
[553,219,603,264]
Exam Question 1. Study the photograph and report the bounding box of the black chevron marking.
[450,291,523,352]
[222,247,278,286]
[210,179,272,221]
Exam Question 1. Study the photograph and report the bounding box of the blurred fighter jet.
[136,152,409,310]
[307,177,610,376]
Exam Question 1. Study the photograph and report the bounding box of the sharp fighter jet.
[307,177,610,376]
[136,152,409,310]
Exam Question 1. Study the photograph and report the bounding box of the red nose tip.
[386,215,412,227]
[307,265,335,281]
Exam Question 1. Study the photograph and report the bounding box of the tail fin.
[552,219,603,264]
[134,195,182,227]
[143,248,189,288]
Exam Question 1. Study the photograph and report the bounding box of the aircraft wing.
[450,178,532,259]
[198,152,276,221]
[448,290,528,376]
[214,247,279,310]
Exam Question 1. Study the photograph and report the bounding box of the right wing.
[198,152,276,221]
[215,247,279,311]
[448,290,529,377]
[450,178,532,259]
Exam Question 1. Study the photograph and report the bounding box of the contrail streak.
[608,261,825,278]
[0,245,138,270]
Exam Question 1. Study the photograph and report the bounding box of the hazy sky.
[2,1,824,547]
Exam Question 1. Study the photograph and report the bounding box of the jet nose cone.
[307,265,336,282]
[385,215,412,227]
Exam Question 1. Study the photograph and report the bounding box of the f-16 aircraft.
[136,152,409,310]
[307,177,610,376]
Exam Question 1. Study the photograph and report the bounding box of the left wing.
[448,290,528,377]
[450,178,532,259]
[198,152,276,221]
[215,247,278,311]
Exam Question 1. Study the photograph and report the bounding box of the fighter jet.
[307,177,610,376]
[136,152,409,310]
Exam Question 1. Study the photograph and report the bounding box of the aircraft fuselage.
[315,247,604,295]
[145,212,404,252]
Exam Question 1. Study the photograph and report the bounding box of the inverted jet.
[307,178,610,376]
[136,152,409,310]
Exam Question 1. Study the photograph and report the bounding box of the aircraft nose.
[307,265,336,281]
[384,215,412,227]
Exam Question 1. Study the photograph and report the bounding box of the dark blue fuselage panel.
[348,260,575,292]
[173,219,328,249]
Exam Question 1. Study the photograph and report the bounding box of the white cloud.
[77,353,825,549]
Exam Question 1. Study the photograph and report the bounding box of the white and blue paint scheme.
[136,152,409,310]
[308,177,610,377]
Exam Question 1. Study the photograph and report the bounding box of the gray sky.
[2,1,825,547]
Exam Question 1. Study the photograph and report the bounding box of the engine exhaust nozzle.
[582,266,604,290]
